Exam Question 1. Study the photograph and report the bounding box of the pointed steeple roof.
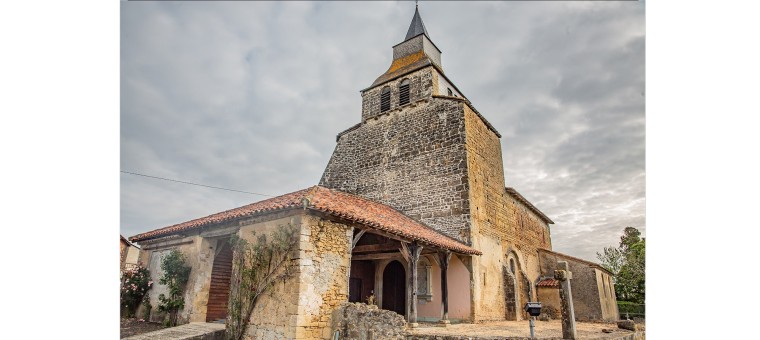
[404,5,430,41]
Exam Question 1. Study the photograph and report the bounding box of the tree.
[597,227,645,304]
[157,249,191,327]
[619,227,642,253]
[617,237,645,303]
[225,225,299,340]
[596,246,624,279]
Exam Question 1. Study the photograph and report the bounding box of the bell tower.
[321,4,504,244]
[359,5,465,121]
[321,3,527,322]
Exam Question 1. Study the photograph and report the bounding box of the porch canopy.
[130,186,480,324]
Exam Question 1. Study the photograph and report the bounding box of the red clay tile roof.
[536,278,560,288]
[130,186,480,255]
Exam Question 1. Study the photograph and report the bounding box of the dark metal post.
[529,317,535,338]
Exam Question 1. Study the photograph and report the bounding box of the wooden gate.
[206,239,233,322]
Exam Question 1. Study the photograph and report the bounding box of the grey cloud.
[121,1,644,262]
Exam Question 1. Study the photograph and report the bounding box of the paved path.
[408,320,642,339]
[123,322,225,340]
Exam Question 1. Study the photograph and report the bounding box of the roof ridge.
[538,249,612,275]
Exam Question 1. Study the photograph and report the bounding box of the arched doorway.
[206,239,233,322]
[382,260,406,316]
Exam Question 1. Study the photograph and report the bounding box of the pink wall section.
[417,255,472,321]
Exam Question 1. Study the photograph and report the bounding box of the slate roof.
[405,6,430,41]
[129,186,481,255]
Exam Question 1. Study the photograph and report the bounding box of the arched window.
[380,86,391,112]
[399,79,410,106]
[447,88,453,96]
[509,258,516,274]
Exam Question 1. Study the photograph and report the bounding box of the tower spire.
[405,3,429,41]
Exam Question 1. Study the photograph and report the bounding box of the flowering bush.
[121,264,153,317]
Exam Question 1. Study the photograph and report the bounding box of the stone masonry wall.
[322,75,473,242]
[293,215,353,340]
[538,251,605,321]
[506,196,552,255]
[236,213,353,340]
[361,67,434,122]
[463,103,509,321]
[239,216,303,339]
[463,103,554,321]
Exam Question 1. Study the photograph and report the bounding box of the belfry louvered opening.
[399,79,410,106]
[380,86,391,112]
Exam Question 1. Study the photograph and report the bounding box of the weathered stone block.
[617,319,637,331]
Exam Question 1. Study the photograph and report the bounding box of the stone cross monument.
[554,261,577,339]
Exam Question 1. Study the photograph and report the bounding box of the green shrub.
[141,297,153,321]
[157,249,191,327]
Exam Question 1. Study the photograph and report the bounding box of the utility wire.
[120,170,275,197]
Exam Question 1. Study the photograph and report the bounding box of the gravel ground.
[120,318,166,338]
[409,320,641,339]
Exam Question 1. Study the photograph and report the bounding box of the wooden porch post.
[438,250,452,325]
[403,242,423,327]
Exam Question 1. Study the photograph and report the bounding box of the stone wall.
[134,211,354,339]
[596,270,619,321]
[536,287,561,319]
[331,302,407,340]
[291,215,353,340]
[322,83,472,242]
[236,213,353,340]
[137,234,217,324]
[238,215,303,339]
[462,102,510,322]
[538,251,613,321]
[360,67,435,121]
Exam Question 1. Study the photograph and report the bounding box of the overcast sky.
[121,1,645,262]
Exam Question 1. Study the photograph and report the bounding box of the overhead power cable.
[120,170,275,197]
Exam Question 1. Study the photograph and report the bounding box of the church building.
[129,6,618,339]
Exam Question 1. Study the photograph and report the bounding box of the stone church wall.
[360,67,435,121]
[538,251,614,321]
[322,75,473,242]
[462,102,510,321]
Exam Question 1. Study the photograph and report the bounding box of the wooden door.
[382,260,406,316]
[206,239,233,322]
[349,278,363,303]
